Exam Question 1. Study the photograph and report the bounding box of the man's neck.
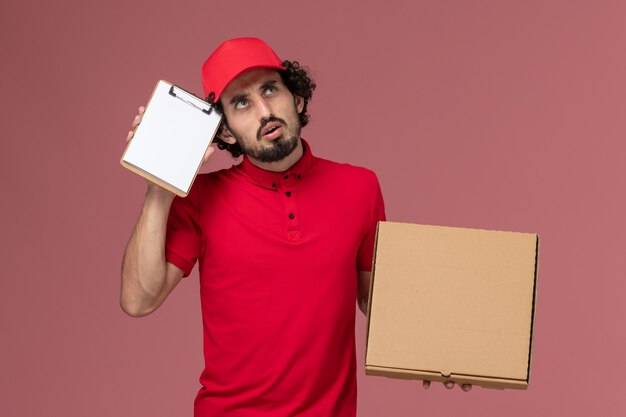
[247,138,304,172]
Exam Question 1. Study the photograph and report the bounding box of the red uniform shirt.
[165,140,385,416]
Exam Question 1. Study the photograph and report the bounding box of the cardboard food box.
[365,222,539,389]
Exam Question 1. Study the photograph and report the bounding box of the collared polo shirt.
[165,140,385,417]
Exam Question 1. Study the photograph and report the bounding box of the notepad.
[120,80,222,197]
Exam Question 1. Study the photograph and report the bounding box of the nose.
[256,97,272,120]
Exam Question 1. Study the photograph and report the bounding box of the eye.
[234,98,249,110]
[263,85,278,96]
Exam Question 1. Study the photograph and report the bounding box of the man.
[121,37,467,417]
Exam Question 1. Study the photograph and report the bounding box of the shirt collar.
[238,138,316,190]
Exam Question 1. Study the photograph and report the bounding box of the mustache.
[257,116,287,140]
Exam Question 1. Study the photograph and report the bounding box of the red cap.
[201,37,286,102]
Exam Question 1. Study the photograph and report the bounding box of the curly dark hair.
[209,60,316,158]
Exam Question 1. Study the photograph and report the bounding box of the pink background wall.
[1,0,624,415]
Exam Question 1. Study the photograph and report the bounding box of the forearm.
[121,186,175,316]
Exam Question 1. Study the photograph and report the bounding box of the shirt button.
[297,174,301,179]
[272,183,277,188]
[288,213,295,219]
[283,175,289,180]
[285,191,292,197]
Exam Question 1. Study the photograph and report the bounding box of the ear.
[295,95,304,114]
[217,123,237,145]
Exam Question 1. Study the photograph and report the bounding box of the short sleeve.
[165,185,202,277]
[357,173,386,272]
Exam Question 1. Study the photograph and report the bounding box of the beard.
[230,115,301,163]
[244,134,299,163]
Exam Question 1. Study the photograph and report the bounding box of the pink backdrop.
[1,0,624,415]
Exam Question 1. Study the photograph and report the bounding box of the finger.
[138,105,145,115]
[131,114,142,130]
[461,384,472,392]
[126,130,134,142]
[444,381,455,390]
[202,146,216,165]
[422,380,431,390]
